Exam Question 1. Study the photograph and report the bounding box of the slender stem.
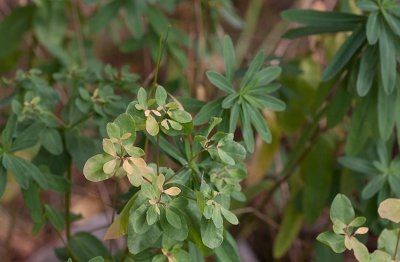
[65,162,72,241]
[235,0,264,65]
[68,112,94,129]
[260,105,328,206]
[394,230,400,260]
[144,138,150,162]
[156,133,160,175]
[46,112,67,128]
[108,181,118,254]
[151,26,171,92]
[71,0,87,67]
[166,149,205,183]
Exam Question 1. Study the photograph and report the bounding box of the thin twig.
[234,207,278,229]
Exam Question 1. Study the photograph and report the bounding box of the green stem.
[235,0,264,65]
[151,26,171,92]
[166,149,205,183]
[108,181,118,254]
[156,133,160,176]
[65,162,72,241]
[260,105,328,205]
[394,230,400,260]
[68,112,94,129]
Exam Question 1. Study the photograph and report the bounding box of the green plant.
[318,194,400,262]
[80,34,283,260]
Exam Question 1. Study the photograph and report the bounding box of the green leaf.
[125,0,144,39]
[194,98,223,125]
[246,105,272,143]
[241,51,265,88]
[34,0,66,53]
[0,166,7,198]
[366,12,381,45]
[356,45,378,96]
[169,110,192,124]
[229,104,240,133]
[166,208,182,229]
[222,94,238,109]
[127,223,162,255]
[321,26,366,81]
[11,122,45,152]
[0,6,34,60]
[248,95,286,111]
[106,123,120,139]
[201,218,224,249]
[160,209,188,241]
[41,128,63,155]
[281,10,365,28]
[388,174,400,197]
[273,202,303,258]
[21,183,44,226]
[65,129,102,172]
[301,136,333,224]
[211,206,224,228]
[104,192,138,240]
[83,154,114,182]
[240,104,255,152]
[89,0,122,33]
[88,257,105,262]
[2,154,48,189]
[218,135,247,163]
[114,113,136,138]
[137,87,147,106]
[379,26,397,94]
[369,250,392,262]
[348,216,367,227]
[217,148,235,165]
[206,71,235,94]
[155,85,167,106]
[317,231,346,253]
[382,10,400,37]
[1,114,17,149]
[146,205,159,226]
[146,134,188,165]
[357,1,379,12]
[345,95,375,155]
[223,35,236,81]
[214,232,240,262]
[283,26,356,38]
[254,66,282,87]
[350,237,369,262]
[45,204,65,231]
[67,232,109,262]
[131,204,151,234]
[330,194,355,224]
[361,175,386,199]
[146,114,159,136]
[378,229,400,260]
[338,156,377,174]
[220,207,239,225]
[378,87,397,141]
[327,86,352,128]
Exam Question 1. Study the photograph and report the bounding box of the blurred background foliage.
[0,0,399,261]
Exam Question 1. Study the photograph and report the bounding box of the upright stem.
[71,0,87,67]
[235,0,264,65]
[394,230,400,260]
[65,162,72,241]
[108,181,118,254]
[156,133,160,175]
